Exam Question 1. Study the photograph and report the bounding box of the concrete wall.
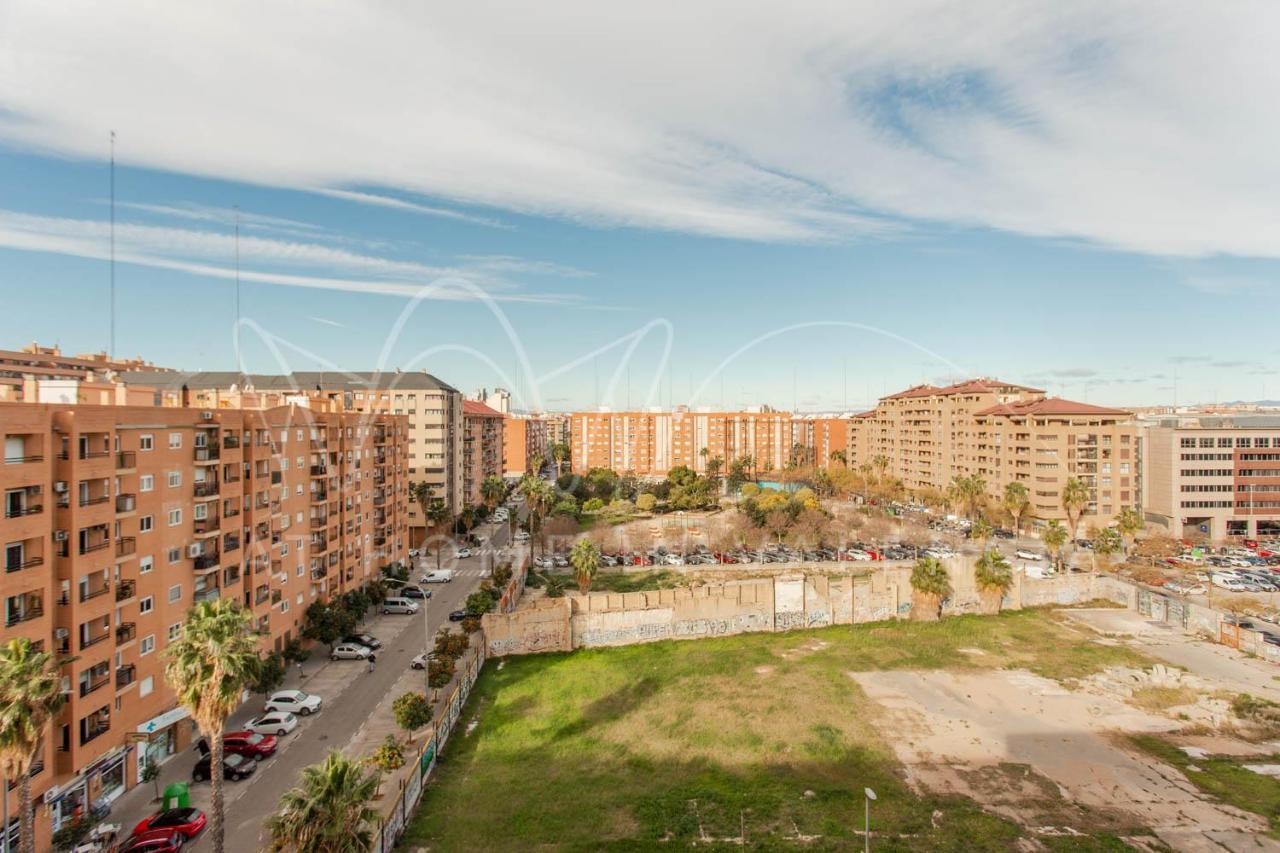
[482,565,1115,657]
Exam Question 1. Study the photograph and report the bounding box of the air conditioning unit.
[53,530,68,542]
[54,481,67,493]
[187,544,202,558]
[53,627,69,640]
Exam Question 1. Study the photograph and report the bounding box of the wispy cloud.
[309,316,345,328]
[315,189,507,230]
[1044,367,1098,378]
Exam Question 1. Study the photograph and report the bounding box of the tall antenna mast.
[109,130,116,359]
[234,205,241,364]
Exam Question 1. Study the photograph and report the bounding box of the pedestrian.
[296,660,304,680]
[368,655,376,673]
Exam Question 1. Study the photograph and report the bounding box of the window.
[167,547,181,564]
[139,515,154,533]
[168,471,181,488]
[280,599,289,614]
[139,556,154,574]
[193,503,207,521]
[168,433,182,449]
[140,475,154,492]
[139,676,154,697]
[168,584,182,603]
[140,635,155,655]
[139,434,154,451]
[139,596,154,614]
[167,623,181,642]
[167,509,182,527]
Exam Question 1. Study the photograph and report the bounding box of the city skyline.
[2,3,1278,411]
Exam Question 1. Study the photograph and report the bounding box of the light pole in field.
[863,787,876,852]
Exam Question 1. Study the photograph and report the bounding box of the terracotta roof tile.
[974,397,1131,417]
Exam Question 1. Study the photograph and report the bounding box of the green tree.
[142,757,162,801]
[391,692,433,742]
[1060,477,1091,547]
[969,517,993,547]
[0,638,66,853]
[635,492,657,512]
[550,442,571,476]
[1042,520,1069,569]
[571,538,600,593]
[1002,481,1030,535]
[974,549,1013,614]
[465,590,496,616]
[829,449,847,468]
[544,574,568,598]
[265,751,380,853]
[950,474,987,520]
[480,474,506,509]
[1115,506,1144,556]
[1092,526,1123,570]
[427,656,455,690]
[251,651,287,697]
[909,556,952,621]
[301,600,356,653]
[163,599,261,853]
[410,481,436,549]
[425,498,451,571]
[367,735,405,774]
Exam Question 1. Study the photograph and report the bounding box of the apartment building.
[1142,415,1280,540]
[569,408,791,477]
[115,370,462,536]
[1,401,408,849]
[462,401,504,506]
[0,342,172,403]
[792,414,855,467]
[503,414,548,478]
[841,379,1137,527]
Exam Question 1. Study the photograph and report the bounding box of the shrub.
[635,493,657,512]
[392,691,433,739]
[583,497,605,513]
[461,616,481,634]
[466,590,496,616]
[282,637,311,664]
[428,656,455,689]
[491,562,513,588]
[544,575,567,598]
[251,651,287,697]
[368,735,406,772]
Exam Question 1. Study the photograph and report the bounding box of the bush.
[392,692,433,738]
[282,637,311,664]
[52,819,92,852]
[461,616,481,634]
[428,656,455,689]
[582,497,605,513]
[368,734,406,772]
[635,493,657,512]
[251,651,287,696]
[491,562,513,588]
[433,628,470,660]
[544,575,567,598]
[466,590,496,616]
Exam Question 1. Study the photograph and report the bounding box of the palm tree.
[1060,477,1090,548]
[974,549,1013,614]
[530,452,546,477]
[1003,481,1030,536]
[950,474,986,520]
[1042,520,1068,570]
[1115,506,1144,557]
[425,498,451,571]
[550,442,570,476]
[909,556,952,621]
[480,475,505,510]
[520,476,554,556]
[969,517,993,548]
[570,538,600,593]
[409,481,435,549]
[0,639,65,853]
[265,751,380,853]
[1092,527,1123,572]
[829,449,847,468]
[163,599,261,853]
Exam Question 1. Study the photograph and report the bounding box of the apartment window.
[1199,437,1214,448]
[140,475,154,492]
[139,515,154,533]
[193,503,207,520]
[139,434,154,451]
[168,433,182,449]
[1180,437,1196,448]
[1218,437,1232,448]
[168,584,182,603]
[168,471,181,488]
[1237,437,1253,448]
[139,556,154,574]
[280,600,289,614]
[139,676,153,698]
[167,509,182,526]
[140,635,155,655]
[139,596,154,614]
[167,547,181,564]
[167,622,181,641]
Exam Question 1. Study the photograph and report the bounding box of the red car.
[222,731,278,760]
[117,829,185,852]
[131,808,207,843]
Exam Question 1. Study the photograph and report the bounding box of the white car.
[421,570,454,583]
[1014,549,1043,561]
[533,555,554,569]
[842,549,872,561]
[1212,573,1252,591]
[514,531,530,543]
[247,711,298,736]
[664,554,685,566]
[408,548,420,557]
[456,547,473,559]
[329,643,372,661]
[553,555,569,567]
[410,652,435,670]
[264,690,323,715]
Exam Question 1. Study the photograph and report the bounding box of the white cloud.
[1,2,1278,254]
[315,189,507,229]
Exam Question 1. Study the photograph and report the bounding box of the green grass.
[1130,735,1280,836]
[403,610,1155,850]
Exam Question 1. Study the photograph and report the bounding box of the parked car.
[401,585,431,599]
[330,643,373,661]
[119,829,186,853]
[246,712,298,736]
[192,751,256,782]
[422,570,454,583]
[343,633,382,650]
[553,554,569,568]
[514,531,530,542]
[533,555,555,569]
[131,809,208,843]
[382,597,420,615]
[411,651,436,669]
[1014,549,1043,561]
[992,529,1016,540]
[456,547,474,559]
[219,731,278,760]
[449,609,468,622]
[265,690,323,715]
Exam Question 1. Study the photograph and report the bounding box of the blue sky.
[1,3,1277,412]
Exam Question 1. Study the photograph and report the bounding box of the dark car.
[118,829,185,852]
[449,609,468,622]
[992,529,1016,540]
[343,633,383,650]
[192,751,256,782]
[401,585,431,599]
[131,808,208,842]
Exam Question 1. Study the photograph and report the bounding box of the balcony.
[79,714,111,746]
[194,515,221,535]
[194,481,220,498]
[115,537,136,559]
[222,566,241,585]
[193,552,220,571]
[223,534,241,553]
[79,670,111,697]
[223,434,241,450]
[3,452,42,464]
[116,451,136,470]
[79,449,111,461]
[115,494,136,514]
[310,465,327,477]
[254,587,270,605]
[4,502,42,518]
[5,604,43,627]
[311,490,328,503]
[80,535,110,555]
[79,494,110,508]
[194,446,220,463]
[79,584,110,604]
[310,516,328,529]
[5,554,43,573]
[194,587,221,604]
[310,566,327,581]
[115,579,136,602]
[116,664,136,689]
[116,623,136,645]
[80,630,109,650]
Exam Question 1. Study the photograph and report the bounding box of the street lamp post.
[863,787,876,852]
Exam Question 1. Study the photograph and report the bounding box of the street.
[109,511,521,851]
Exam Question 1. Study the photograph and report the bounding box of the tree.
[571,538,600,593]
[950,474,987,520]
[425,498,451,571]
[582,497,604,513]
[550,442,571,476]
[142,757,162,800]
[1115,506,1144,556]
[544,574,568,598]
[265,751,380,853]
[0,638,66,853]
[164,599,260,853]
[636,493,657,512]
[50,820,92,852]
[282,637,311,665]
[969,518,993,547]
[1002,481,1030,535]
[1091,526,1123,571]
[301,600,356,652]
[974,550,1013,614]
[829,449,847,468]
[391,692,433,742]
[1042,520,1068,569]
[410,481,436,548]
[480,475,506,509]
[909,557,952,621]
[251,652,287,697]
[428,656,455,690]
[465,590,496,616]
[765,510,791,546]
[1060,477,1091,547]
[367,735,406,775]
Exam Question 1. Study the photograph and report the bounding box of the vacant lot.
[402,609,1202,851]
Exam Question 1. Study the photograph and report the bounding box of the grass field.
[403,609,1153,851]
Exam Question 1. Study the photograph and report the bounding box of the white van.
[1023,563,1056,579]
[421,570,454,584]
[381,597,420,615]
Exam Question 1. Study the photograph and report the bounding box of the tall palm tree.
[550,442,570,477]
[1002,481,1030,536]
[1115,506,1144,557]
[409,481,435,549]
[163,599,261,853]
[829,449,847,468]
[974,549,1013,614]
[0,639,65,853]
[480,475,505,510]
[909,556,952,621]
[570,538,600,593]
[425,498,451,571]
[520,476,553,555]
[1042,520,1068,570]
[1060,477,1091,554]
[265,751,380,853]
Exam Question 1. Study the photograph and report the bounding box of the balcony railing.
[79,449,111,460]
[194,481,220,498]
[223,535,241,552]
[80,631,109,650]
[115,537,136,558]
[79,495,110,507]
[115,494,136,514]
[194,515,220,535]
[194,587,221,604]
[5,555,43,573]
[116,623,136,645]
[79,584,110,603]
[223,434,241,449]
[193,553,220,571]
[80,539,110,555]
[116,664,136,689]
[194,446,220,462]
[311,490,328,503]
[80,719,111,746]
[5,605,43,627]
[310,516,328,528]
[116,451,136,470]
[310,465,327,476]
[3,454,42,464]
[79,671,111,697]
[115,579,136,602]
[4,503,42,518]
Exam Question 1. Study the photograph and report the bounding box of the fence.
[496,555,529,614]
[373,637,487,852]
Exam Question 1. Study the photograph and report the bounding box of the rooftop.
[974,397,1132,418]
[116,369,458,394]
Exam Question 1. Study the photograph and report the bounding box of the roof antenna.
[234,205,242,367]
[109,130,116,359]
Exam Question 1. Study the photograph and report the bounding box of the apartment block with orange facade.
[1,401,408,849]
[569,408,791,477]
[0,342,173,403]
[462,401,504,505]
[503,414,548,478]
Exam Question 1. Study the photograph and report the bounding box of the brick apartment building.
[502,414,548,478]
[0,342,173,403]
[569,408,791,477]
[1141,415,1280,540]
[1,401,408,848]
[462,401,504,505]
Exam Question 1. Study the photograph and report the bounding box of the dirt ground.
[852,667,1276,851]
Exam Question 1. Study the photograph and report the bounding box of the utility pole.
[109,130,116,359]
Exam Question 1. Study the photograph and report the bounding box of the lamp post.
[863,787,876,852]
